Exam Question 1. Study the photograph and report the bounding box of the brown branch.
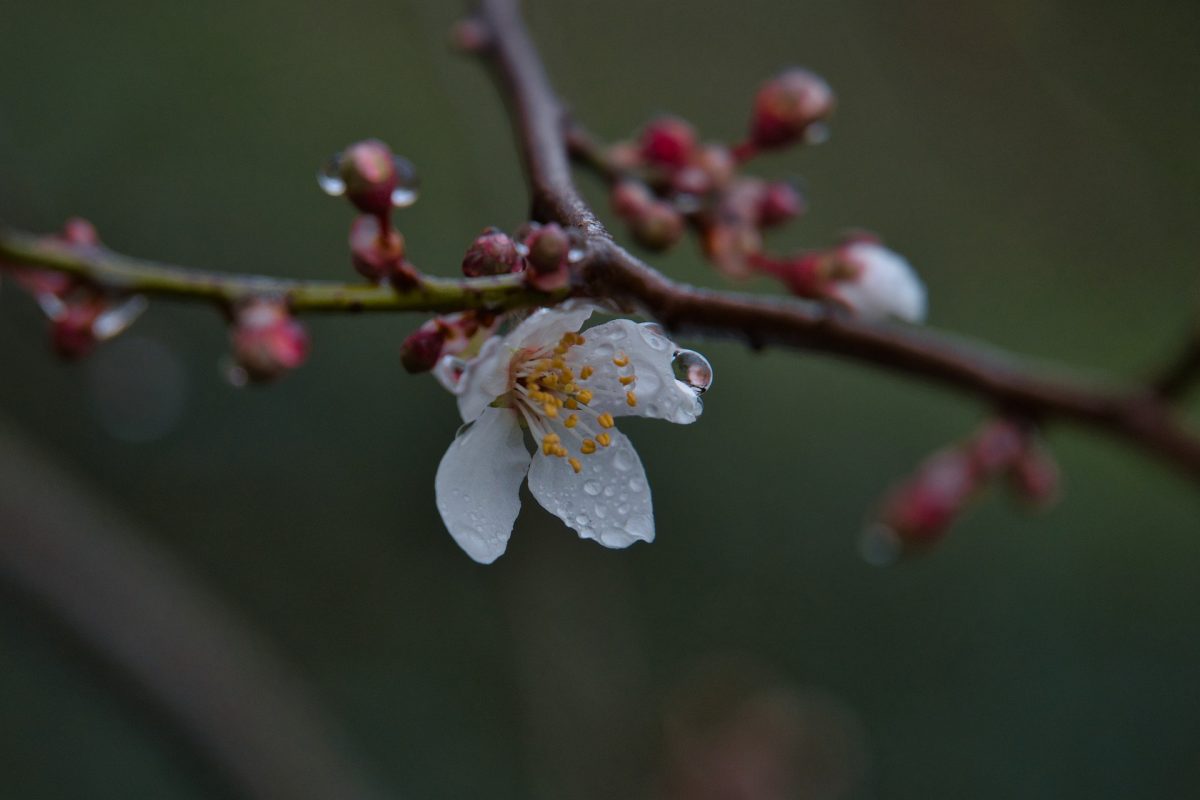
[474,0,1200,480]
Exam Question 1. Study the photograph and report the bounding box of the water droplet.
[603,486,616,498]
[592,342,615,359]
[804,122,831,145]
[222,358,248,388]
[859,523,901,567]
[593,503,608,518]
[583,480,601,496]
[575,514,590,526]
[317,153,345,196]
[628,477,645,493]
[672,349,714,394]
[35,292,67,321]
[92,295,149,340]
[617,503,631,516]
[639,321,666,336]
[390,155,421,208]
[613,449,634,472]
[567,247,585,263]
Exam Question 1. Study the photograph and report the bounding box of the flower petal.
[570,319,703,424]
[527,429,655,550]
[507,302,595,351]
[456,336,509,422]
[834,242,927,323]
[435,407,531,563]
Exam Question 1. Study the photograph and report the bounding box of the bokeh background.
[3,1,1200,798]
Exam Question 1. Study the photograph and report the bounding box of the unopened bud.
[1009,442,1061,510]
[864,450,978,564]
[758,181,804,227]
[462,228,524,277]
[61,217,101,247]
[610,180,655,220]
[400,323,448,374]
[639,116,697,169]
[748,68,835,151]
[349,215,419,287]
[523,223,572,291]
[630,201,685,251]
[230,298,309,382]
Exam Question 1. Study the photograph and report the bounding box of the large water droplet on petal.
[317,153,345,196]
[613,449,634,472]
[672,349,714,394]
[583,480,601,496]
[390,155,421,208]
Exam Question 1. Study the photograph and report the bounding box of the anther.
[619,375,636,385]
[564,414,579,429]
[626,391,638,407]
[581,439,597,454]
[596,433,612,447]
[568,457,583,474]
[577,389,593,405]
[580,365,594,379]
[612,354,629,367]
[597,413,615,429]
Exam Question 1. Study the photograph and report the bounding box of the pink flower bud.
[230,298,309,382]
[969,419,1027,475]
[1009,443,1061,510]
[50,299,105,360]
[338,139,401,217]
[748,68,835,152]
[61,217,101,247]
[523,223,572,291]
[348,215,419,287]
[610,180,655,221]
[639,116,697,169]
[693,144,736,190]
[863,450,978,564]
[757,181,805,227]
[629,200,685,251]
[701,221,763,280]
[461,228,524,277]
[400,324,448,374]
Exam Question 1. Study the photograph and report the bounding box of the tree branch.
[473,0,1200,480]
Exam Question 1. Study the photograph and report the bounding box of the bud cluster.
[861,419,1061,564]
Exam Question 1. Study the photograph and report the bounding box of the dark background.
[2,1,1200,798]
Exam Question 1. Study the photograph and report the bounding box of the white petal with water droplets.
[508,303,595,350]
[570,319,702,424]
[527,429,655,549]
[435,407,530,563]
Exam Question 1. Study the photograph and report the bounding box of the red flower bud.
[639,116,697,169]
[461,228,524,277]
[230,298,310,383]
[400,324,448,374]
[863,450,979,564]
[757,181,804,227]
[747,68,835,152]
[348,215,419,287]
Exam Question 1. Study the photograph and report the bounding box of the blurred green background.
[3,0,1200,798]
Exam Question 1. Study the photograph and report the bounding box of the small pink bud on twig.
[522,222,572,291]
[399,311,491,374]
[461,228,525,277]
[629,200,685,251]
[230,298,309,383]
[757,181,805,227]
[742,68,835,157]
[348,215,419,288]
[318,139,420,216]
[1009,441,1062,510]
[639,116,697,169]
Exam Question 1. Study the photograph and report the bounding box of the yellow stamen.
[596,433,612,447]
[612,354,629,367]
[565,398,579,410]
[626,390,637,407]
[618,375,636,386]
[564,414,579,429]
[568,457,582,474]
[577,389,593,405]
[580,365,594,380]
[580,439,597,455]
[553,445,568,458]
[543,403,559,417]
[560,367,574,382]
[597,413,615,429]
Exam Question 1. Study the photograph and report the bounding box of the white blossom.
[831,241,926,323]
[434,304,706,563]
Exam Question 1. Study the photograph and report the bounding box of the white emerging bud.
[831,242,927,323]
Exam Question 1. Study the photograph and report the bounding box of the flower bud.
[748,68,835,152]
[338,139,401,217]
[61,217,101,247]
[610,180,655,221]
[862,450,978,564]
[757,181,805,227]
[1009,442,1061,510]
[50,299,105,360]
[461,228,524,277]
[400,323,448,374]
[523,223,572,291]
[230,298,309,382]
[827,240,925,323]
[639,116,697,169]
[348,215,419,287]
[969,419,1027,475]
[400,311,494,375]
[701,221,763,280]
[694,144,736,190]
[629,200,685,251]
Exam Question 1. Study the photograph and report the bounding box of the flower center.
[509,330,638,473]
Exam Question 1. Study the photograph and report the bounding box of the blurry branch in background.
[0,0,1196,511]
[1153,318,1200,401]
[0,419,382,800]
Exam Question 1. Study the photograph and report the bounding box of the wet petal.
[435,407,530,563]
[571,319,702,424]
[456,336,509,422]
[507,302,595,351]
[527,429,655,550]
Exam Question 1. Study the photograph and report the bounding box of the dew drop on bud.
[671,349,714,394]
[317,153,346,196]
[220,357,249,388]
[804,122,831,145]
[389,155,421,208]
[858,523,901,567]
[567,247,585,264]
